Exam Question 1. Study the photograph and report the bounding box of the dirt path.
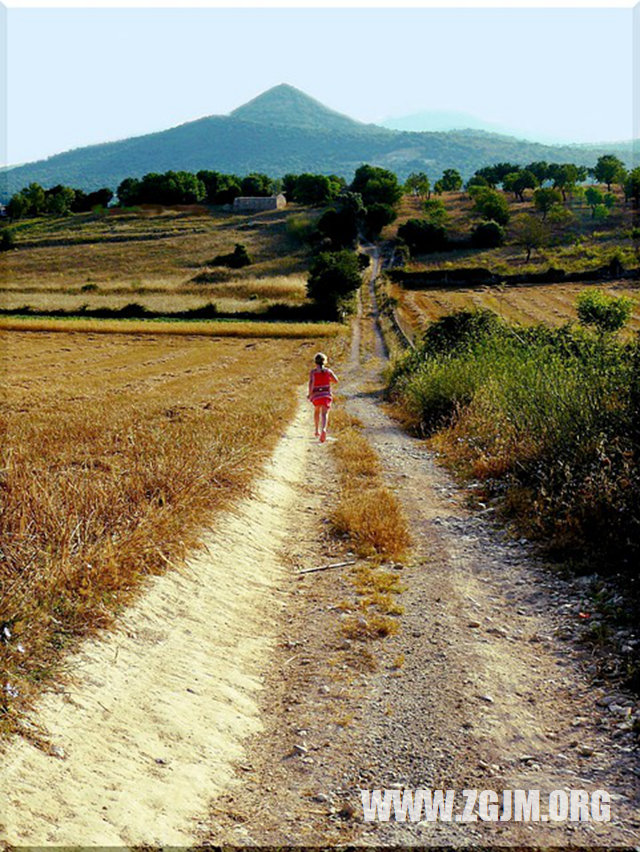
[204,258,640,847]
[0,396,315,846]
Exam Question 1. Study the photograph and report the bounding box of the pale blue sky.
[4,6,635,165]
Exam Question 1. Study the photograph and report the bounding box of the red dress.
[309,367,335,407]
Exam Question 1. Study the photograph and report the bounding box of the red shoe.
[320,430,326,443]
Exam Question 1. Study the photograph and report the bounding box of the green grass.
[388,309,640,566]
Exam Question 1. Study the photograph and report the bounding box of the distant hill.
[1,84,634,201]
[380,109,519,137]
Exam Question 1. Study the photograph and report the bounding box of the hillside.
[2,84,634,200]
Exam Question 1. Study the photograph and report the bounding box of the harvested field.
[0,206,317,315]
[389,278,640,338]
[0,329,340,734]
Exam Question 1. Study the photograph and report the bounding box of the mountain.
[1,85,634,201]
[230,83,376,135]
[380,109,519,137]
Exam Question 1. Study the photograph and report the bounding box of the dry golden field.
[388,279,640,339]
[0,205,317,316]
[0,329,339,735]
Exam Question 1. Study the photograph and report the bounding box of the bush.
[576,289,633,334]
[210,243,252,268]
[470,220,505,249]
[0,229,15,251]
[397,219,448,254]
[471,189,510,225]
[423,198,449,227]
[388,313,640,564]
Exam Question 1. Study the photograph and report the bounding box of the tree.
[593,155,626,192]
[624,167,640,208]
[316,191,364,249]
[44,185,75,216]
[6,192,30,219]
[363,202,397,238]
[503,169,538,202]
[307,250,362,318]
[471,188,510,225]
[585,186,604,218]
[439,168,462,192]
[404,171,430,199]
[576,289,632,334]
[117,177,142,206]
[281,173,299,200]
[350,164,402,207]
[474,163,520,189]
[240,173,273,197]
[293,173,338,205]
[512,214,549,261]
[470,220,505,249]
[87,188,114,209]
[397,219,448,254]
[24,183,46,215]
[466,174,490,192]
[533,187,562,220]
[526,161,550,185]
[548,163,580,201]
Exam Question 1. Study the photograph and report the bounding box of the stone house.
[232,194,287,212]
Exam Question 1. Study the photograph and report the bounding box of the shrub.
[423,198,449,227]
[211,243,252,268]
[471,189,510,225]
[397,219,448,254]
[576,289,633,334]
[0,229,15,251]
[470,220,505,249]
[388,312,640,564]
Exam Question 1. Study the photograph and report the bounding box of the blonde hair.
[314,352,327,367]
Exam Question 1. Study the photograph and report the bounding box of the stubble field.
[0,329,340,735]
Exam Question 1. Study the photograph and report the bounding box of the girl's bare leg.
[314,405,320,436]
[319,405,330,442]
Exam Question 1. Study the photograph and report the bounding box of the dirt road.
[1,263,639,846]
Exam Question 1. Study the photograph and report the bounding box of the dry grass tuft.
[341,613,399,639]
[327,406,409,649]
[329,409,410,561]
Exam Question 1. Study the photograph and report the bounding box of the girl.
[307,352,338,443]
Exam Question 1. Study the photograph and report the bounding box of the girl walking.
[308,352,338,443]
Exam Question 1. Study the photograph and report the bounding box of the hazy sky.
[3,5,635,165]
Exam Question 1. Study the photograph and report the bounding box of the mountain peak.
[230,84,365,133]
